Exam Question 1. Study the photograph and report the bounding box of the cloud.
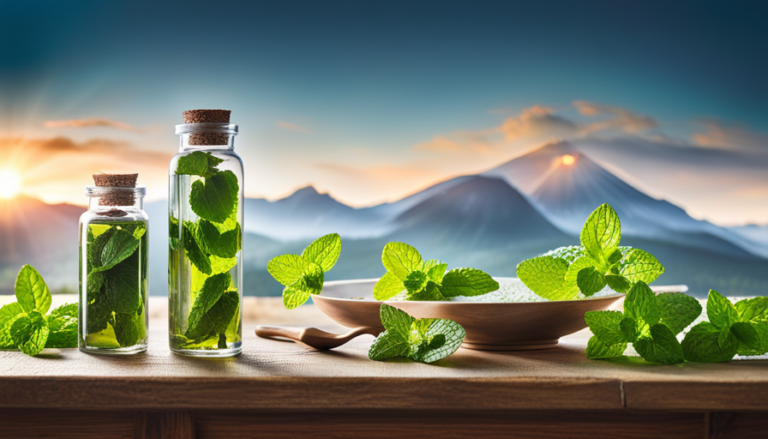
[691,119,768,153]
[0,136,171,204]
[276,121,309,133]
[44,118,144,132]
[498,105,578,141]
[414,102,657,155]
[573,101,657,135]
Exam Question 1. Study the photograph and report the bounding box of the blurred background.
[1,1,766,298]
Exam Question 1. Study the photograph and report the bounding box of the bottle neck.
[179,133,235,151]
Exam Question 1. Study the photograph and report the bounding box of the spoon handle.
[255,325,303,342]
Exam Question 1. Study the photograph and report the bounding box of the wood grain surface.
[1,296,767,412]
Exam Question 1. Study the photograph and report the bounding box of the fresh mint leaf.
[517,255,578,301]
[210,255,237,275]
[183,221,212,275]
[281,264,324,309]
[403,271,429,294]
[580,204,621,266]
[407,281,445,301]
[624,281,660,326]
[707,290,738,329]
[738,321,768,356]
[88,227,116,269]
[585,336,626,359]
[619,317,639,343]
[735,297,768,323]
[86,297,111,334]
[370,304,465,363]
[381,242,422,281]
[426,263,448,283]
[186,290,239,342]
[196,219,240,259]
[604,275,631,293]
[114,313,140,347]
[10,311,49,356]
[730,322,759,351]
[411,318,465,363]
[543,245,588,263]
[93,229,139,273]
[268,254,311,286]
[0,302,24,327]
[175,151,224,177]
[87,271,106,301]
[576,267,606,297]
[440,268,499,298]
[634,324,684,364]
[380,304,415,341]
[105,251,142,314]
[301,233,342,272]
[373,272,405,301]
[584,310,625,345]
[193,273,232,312]
[14,264,52,314]
[682,321,738,363]
[190,170,239,223]
[619,249,664,284]
[605,248,623,265]
[368,332,409,361]
[46,305,78,349]
[656,292,702,335]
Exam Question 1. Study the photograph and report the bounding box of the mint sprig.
[584,281,700,364]
[517,203,664,300]
[681,291,768,362]
[374,242,498,301]
[368,304,465,363]
[0,265,78,356]
[267,233,341,309]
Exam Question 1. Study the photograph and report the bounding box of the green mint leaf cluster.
[174,151,243,347]
[517,204,664,300]
[267,233,342,309]
[84,222,147,348]
[374,242,499,301]
[681,291,768,362]
[584,281,701,364]
[368,304,465,363]
[0,265,78,356]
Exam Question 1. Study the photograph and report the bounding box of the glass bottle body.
[79,188,149,355]
[169,125,243,357]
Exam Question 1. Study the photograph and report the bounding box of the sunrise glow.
[0,170,23,199]
[561,154,576,166]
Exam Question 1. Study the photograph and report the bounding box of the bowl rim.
[319,277,626,305]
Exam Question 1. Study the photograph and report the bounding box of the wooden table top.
[1,296,767,412]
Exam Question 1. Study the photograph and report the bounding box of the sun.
[561,154,576,166]
[0,169,23,199]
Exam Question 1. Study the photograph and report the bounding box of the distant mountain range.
[2,141,766,297]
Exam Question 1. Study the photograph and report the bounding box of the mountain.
[484,141,768,258]
[0,196,82,294]
[729,224,768,247]
[243,186,388,240]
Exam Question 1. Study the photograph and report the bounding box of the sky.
[1,0,767,225]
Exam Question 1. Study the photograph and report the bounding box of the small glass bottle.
[169,110,243,357]
[79,178,149,355]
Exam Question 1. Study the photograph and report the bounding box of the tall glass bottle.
[79,184,149,355]
[169,117,243,357]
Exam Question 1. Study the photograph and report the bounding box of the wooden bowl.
[313,277,624,351]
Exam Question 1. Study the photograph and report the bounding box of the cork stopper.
[93,172,138,210]
[182,109,231,145]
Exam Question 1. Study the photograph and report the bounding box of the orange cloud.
[692,119,768,153]
[0,137,171,205]
[572,101,657,134]
[45,118,144,132]
[276,121,309,133]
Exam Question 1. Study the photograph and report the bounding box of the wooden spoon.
[255,325,381,350]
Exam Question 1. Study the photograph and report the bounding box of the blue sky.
[1,0,767,224]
